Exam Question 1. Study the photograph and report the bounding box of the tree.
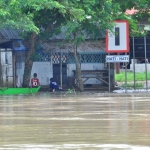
[0,0,68,87]
[59,0,138,91]
[20,0,87,87]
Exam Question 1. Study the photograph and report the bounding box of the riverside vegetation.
[115,71,150,88]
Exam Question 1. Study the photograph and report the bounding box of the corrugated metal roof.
[0,28,21,44]
[49,26,105,40]
[41,40,105,53]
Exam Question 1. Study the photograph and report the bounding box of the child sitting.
[50,78,59,92]
[31,73,40,88]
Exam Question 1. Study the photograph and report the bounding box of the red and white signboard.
[106,20,129,53]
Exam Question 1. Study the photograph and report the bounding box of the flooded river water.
[0,91,150,150]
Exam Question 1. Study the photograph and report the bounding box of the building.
[0,29,114,89]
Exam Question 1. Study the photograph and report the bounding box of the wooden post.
[60,52,62,88]
[0,49,3,87]
[115,63,120,74]
[12,50,16,88]
[115,53,120,74]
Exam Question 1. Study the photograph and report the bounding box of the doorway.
[53,64,67,85]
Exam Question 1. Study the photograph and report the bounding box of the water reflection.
[0,92,150,149]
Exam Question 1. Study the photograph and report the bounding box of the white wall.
[16,62,53,86]
[16,62,111,86]
[130,63,150,73]
[31,62,52,86]
[0,51,13,86]
[130,59,150,73]
[67,63,107,84]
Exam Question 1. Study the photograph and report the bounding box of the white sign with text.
[106,55,129,63]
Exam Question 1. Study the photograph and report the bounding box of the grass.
[121,83,144,88]
[115,71,150,82]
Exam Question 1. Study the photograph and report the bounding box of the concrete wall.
[16,62,52,86]
[130,64,150,72]
[130,59,150,73]
[16,62,112,86]
[67,63,108,84]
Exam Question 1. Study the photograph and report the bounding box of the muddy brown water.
[0,91,150,150]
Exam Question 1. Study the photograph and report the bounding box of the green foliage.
[1,0,150,37]
[0,0,67,33]
[1,0,150,44]
[30,53,39,61]
[0,0,39,32]
[121,83,144,88]
[115,71,150,82]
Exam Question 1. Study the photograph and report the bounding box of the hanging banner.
[106,20,129,53]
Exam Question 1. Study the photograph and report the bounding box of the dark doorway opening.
[53,64,67,85]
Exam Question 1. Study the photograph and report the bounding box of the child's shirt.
[31,78,40,87]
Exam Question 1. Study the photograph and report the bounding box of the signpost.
[106,20,129,92]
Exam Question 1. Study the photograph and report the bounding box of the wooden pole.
[144,37,148,89]
[60,52,62,88]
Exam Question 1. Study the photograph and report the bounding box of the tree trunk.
[0,54,3,87]
[22,32,37,87]
[74,45,84,92]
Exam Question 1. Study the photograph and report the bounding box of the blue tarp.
[13,39,27,51]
